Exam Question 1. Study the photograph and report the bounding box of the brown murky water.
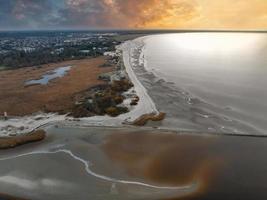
[0,127,267,200]
[102,130,267,200]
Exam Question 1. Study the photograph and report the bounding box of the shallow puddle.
[25,65,72,86]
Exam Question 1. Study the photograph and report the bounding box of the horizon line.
[0,28,267,33]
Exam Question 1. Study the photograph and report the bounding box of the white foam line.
[0,149,196,190]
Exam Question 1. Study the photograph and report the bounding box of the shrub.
[105,107,119,117]
[114,96,124,104]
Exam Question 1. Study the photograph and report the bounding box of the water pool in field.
[25,65,72,85]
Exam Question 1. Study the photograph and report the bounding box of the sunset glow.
[0,0,267,30]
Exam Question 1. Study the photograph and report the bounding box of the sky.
[0,0,267,30]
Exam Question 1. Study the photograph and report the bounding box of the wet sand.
[0,126,266,199]
[0,57,113,116]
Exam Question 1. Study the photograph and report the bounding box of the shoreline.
[46,124,267,139]
[122,34,267,136]
[0,38,161,137]
[1,35,266,138]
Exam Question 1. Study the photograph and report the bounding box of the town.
[0,31,120,69]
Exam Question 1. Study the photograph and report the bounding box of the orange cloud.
[132,0,267,29]
[189,0,267,29]
[1,0,267,30]
[108,0,199,28]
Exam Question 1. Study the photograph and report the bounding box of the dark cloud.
[0,0,198,29]
[0,0,266,30]
[0,0,65,29]
[0,0,18,28]
[56,0,198,28]
[58,0,112,28]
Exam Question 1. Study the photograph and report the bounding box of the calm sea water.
[135,33,267,135]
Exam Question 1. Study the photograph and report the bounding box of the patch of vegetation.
[132,112,166,126]
[0,129,46,149]
[70,79,133,118]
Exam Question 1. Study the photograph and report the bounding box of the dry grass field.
[0,57,113,116]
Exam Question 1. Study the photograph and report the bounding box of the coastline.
[0,37,160,137]
[1,34,267,138]
[123,34,267,136]
[1,32,267,199]
[58,42,160,128]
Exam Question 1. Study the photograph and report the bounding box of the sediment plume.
[102,131,222,198]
